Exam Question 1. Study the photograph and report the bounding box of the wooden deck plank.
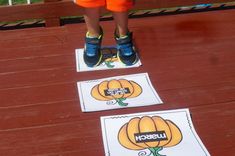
[0,45,74,61]
[0,9,234,156]
[0,10,234,71]
[0,81,234,130]
[0,54,75,73]
[0,57,234,90]
[0,34,71,50]
[0,102,234,156]
[0,69,234,107]
[0,83,77,108]
[0,27,69,41]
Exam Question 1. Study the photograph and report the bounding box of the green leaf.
[148,147,165,156]
[116,98,128,106]
[104,61,115,68]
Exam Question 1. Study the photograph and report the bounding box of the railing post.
[8,0,13,5]
[44,0,61,27]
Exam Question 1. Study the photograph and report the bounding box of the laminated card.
[77,73,162,112]
[75,47,142,72]
[100,108,210,156]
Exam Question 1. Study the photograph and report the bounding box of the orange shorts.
[75,0,134,12]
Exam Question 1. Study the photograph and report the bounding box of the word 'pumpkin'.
[91,79,142,106]
[118,116,183,156]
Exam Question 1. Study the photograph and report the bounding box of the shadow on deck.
[0,8,234,156]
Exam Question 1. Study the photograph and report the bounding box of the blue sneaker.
[115,32,137,66]
[83,30,103,67]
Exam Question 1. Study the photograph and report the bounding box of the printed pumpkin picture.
[118,116,183,156]
[101,47,118,68]
[91,79,142,106]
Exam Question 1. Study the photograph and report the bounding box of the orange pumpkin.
[105,56,118,62]
[91,79,142,106]
[118,116,182,155]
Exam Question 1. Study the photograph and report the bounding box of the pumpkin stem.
[116,98,128,106]
[148,147,165,156]
[104,61,115,68]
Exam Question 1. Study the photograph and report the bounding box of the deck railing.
[0,0,234,27]
[7,0,32,5]
[8,0,13,5]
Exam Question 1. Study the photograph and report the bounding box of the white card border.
[75,48,142,72]
[77,72,163,112]
[100,108,210,156]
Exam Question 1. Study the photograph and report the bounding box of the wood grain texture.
[0,9,235,156]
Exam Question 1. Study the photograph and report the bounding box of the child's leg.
[112,11,137,65]
[109,0,137,65]
[107,0,134,36]
[82,7,103,67]
[84,7,102,37]
[112,11,129,37]
[74,0,105,67]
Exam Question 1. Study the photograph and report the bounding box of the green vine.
[104,60,115,68]
[115,98,128,106]
[148,147,165,156]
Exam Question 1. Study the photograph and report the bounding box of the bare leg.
[112,11,137,66]
[84,7,101,37]
[112,11,129,37]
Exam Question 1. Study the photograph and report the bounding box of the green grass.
[0,0,42,5]
[0,0,8,5]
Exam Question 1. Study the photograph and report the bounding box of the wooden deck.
[0,9,235,156]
